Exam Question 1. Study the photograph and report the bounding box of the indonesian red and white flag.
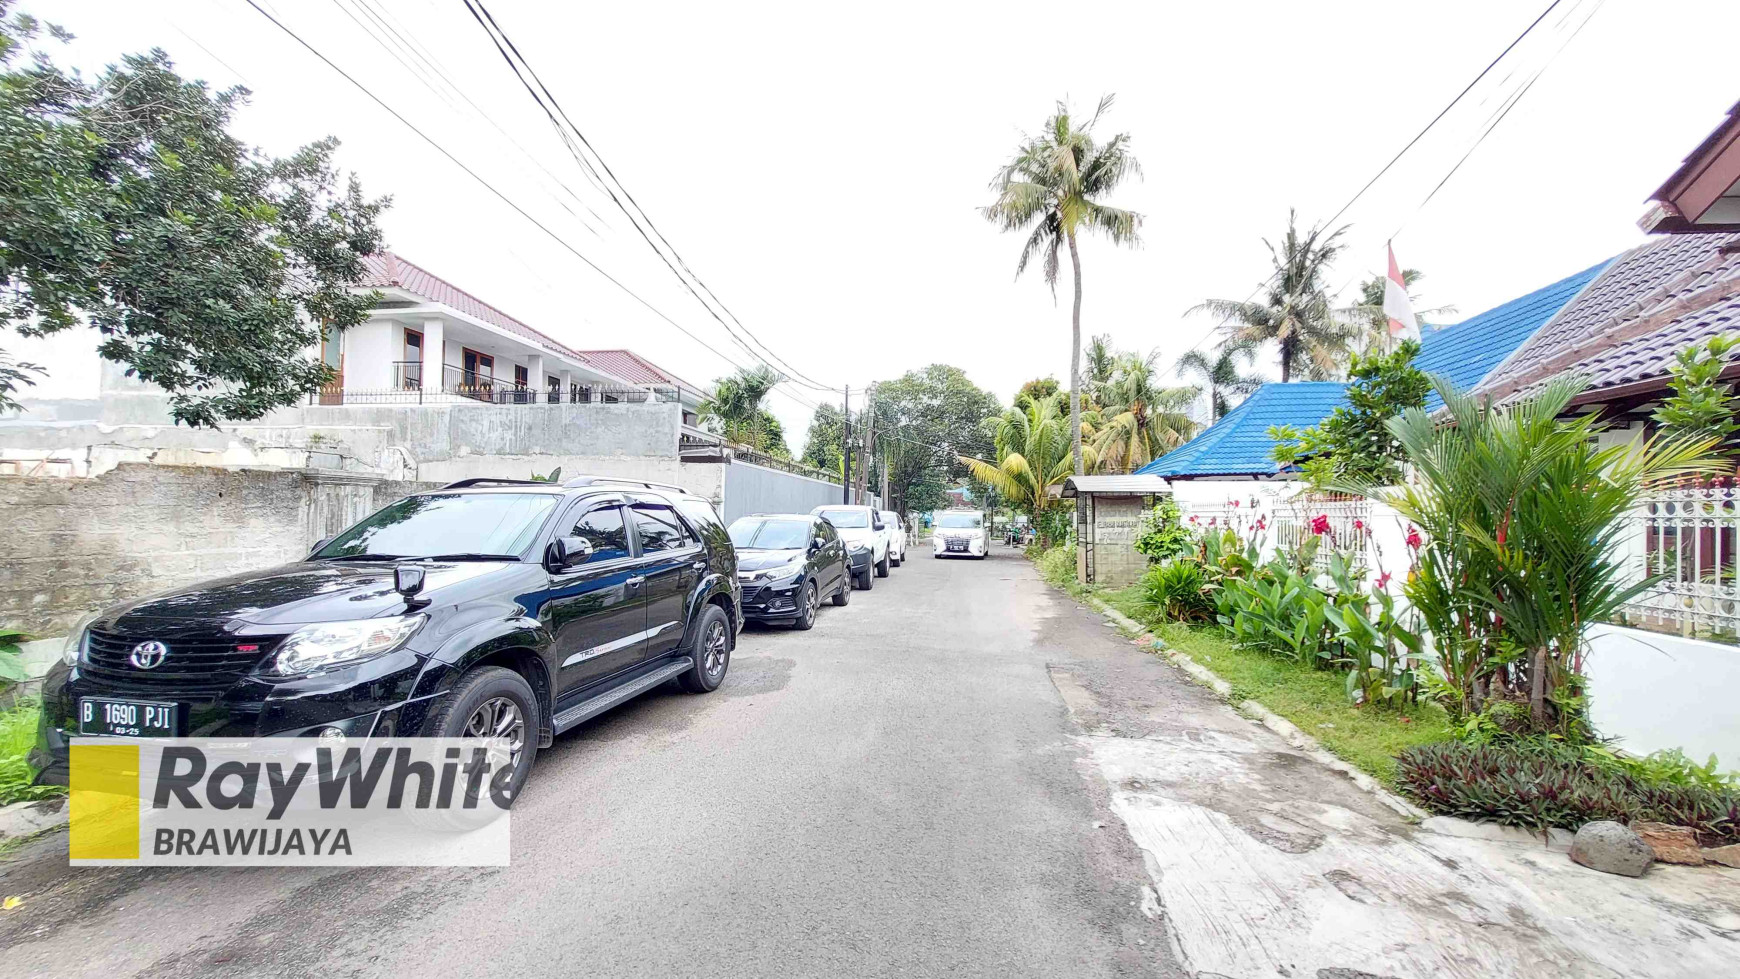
[1383,242,1420,342]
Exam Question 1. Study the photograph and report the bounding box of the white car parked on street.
[812,505,890,588]
[932,509,988,559]
[878,510,907,566]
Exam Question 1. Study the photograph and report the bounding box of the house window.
[461,348,494,401]
[514,364,529,389]
[547,375,561,403]
[318,322,343,404]
[402,328,423,389]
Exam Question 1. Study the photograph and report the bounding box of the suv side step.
[551,657,693,734]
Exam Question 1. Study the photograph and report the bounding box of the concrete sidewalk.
[1039,584,1740,979]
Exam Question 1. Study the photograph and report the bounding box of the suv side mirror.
[544,536,593,572]
[872,517,885,531]
[810,536,825,553]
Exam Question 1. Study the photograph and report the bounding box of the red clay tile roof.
[357,252,595,367]
[574,349,706,396]
[1471,232,1740,405]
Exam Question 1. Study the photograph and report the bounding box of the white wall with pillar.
[420,318,446,394]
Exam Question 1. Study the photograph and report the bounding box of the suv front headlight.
[62,611,102,666]
[269,615,425,676]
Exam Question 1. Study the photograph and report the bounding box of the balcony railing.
[307,361,679,406]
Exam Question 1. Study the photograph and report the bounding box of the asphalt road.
[0,545,1179,978]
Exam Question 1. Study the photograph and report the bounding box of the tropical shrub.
[0,629,29,685]
[1133,497,1191,563]
[1034,544,1078,587]
[1395,738,1740,845]
[1269,339,1430,488]
[1136,560,1214,623]
[1,700,60,806]
[1652,332,1739,453]
[1368,375,1715,733]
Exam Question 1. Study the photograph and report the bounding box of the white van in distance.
[932,510,988,559]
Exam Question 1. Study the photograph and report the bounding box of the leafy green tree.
[1175,339,1265,421]
[1268,340,1429,487]
[872,365,1002,516]
[1192,210,1357,382]
[0,7,387,425]
[983,95,1142,478]
[1652,333,1739,453]
[699,364,788,456]
[801,402,847,474]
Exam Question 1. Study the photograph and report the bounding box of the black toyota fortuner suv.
[31,476,740,803]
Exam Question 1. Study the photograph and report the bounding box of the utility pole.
[857,383,876,505]
[841,385,852,504]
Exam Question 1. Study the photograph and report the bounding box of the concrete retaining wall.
[1,386,682,481]
[0,465,441,636]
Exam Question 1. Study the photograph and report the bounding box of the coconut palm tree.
[1084,333,1117,408]
[1191,210,1358,382]
[983,95,1142,478]
[957,395,1086,532]
[1091,350,1198,472]
[1175,339,1266,421]
[699,364,786,453]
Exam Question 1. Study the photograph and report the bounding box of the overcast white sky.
[19,0,1740,445]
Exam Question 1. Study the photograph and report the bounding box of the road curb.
[0,797,68,843]
[1083,595,1430,822]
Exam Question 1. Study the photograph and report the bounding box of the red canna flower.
[1377,571,1393,589]
[1310,514,1331,535]
[1406,526,1423,550]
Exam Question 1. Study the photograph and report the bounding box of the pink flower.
[1208,518,1218,527]
[1188,515,1198,524]
[1377,571,1393,589]
[1230,499,1241,508]
[1254,516,1267,531]
[1310,514,1331,536]
[1352,519,1364,531]
[1406,526,1423,550]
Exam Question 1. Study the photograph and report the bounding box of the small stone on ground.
[1702,843,1740,869]
[1631,821,1705,866]
[1569,820,1655,877]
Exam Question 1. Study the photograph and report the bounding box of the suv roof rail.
[562,475,690,494]
[440,477,550,490]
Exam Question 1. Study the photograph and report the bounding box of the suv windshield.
[937,512,982,529]
[315,493,557,560]
[729,518,811,549]
[815,508,868,529]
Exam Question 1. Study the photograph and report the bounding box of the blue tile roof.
[1415,259,1609,410]
[1142,258,1613,478]
[1137,382,1348,478]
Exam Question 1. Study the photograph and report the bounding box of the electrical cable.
[239,0,757,379]
[461,0,842,393]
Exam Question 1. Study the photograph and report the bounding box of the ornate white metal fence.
[1616,484,1740,640]
[1271,495,1373,572]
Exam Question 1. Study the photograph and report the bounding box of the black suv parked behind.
[31,476,741,803]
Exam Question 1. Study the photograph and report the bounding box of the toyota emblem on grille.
[129,641,169,670]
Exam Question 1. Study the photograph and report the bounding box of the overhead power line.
[461,0,841,394]
[239,0,757,379]
[1176,0,1578,364]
